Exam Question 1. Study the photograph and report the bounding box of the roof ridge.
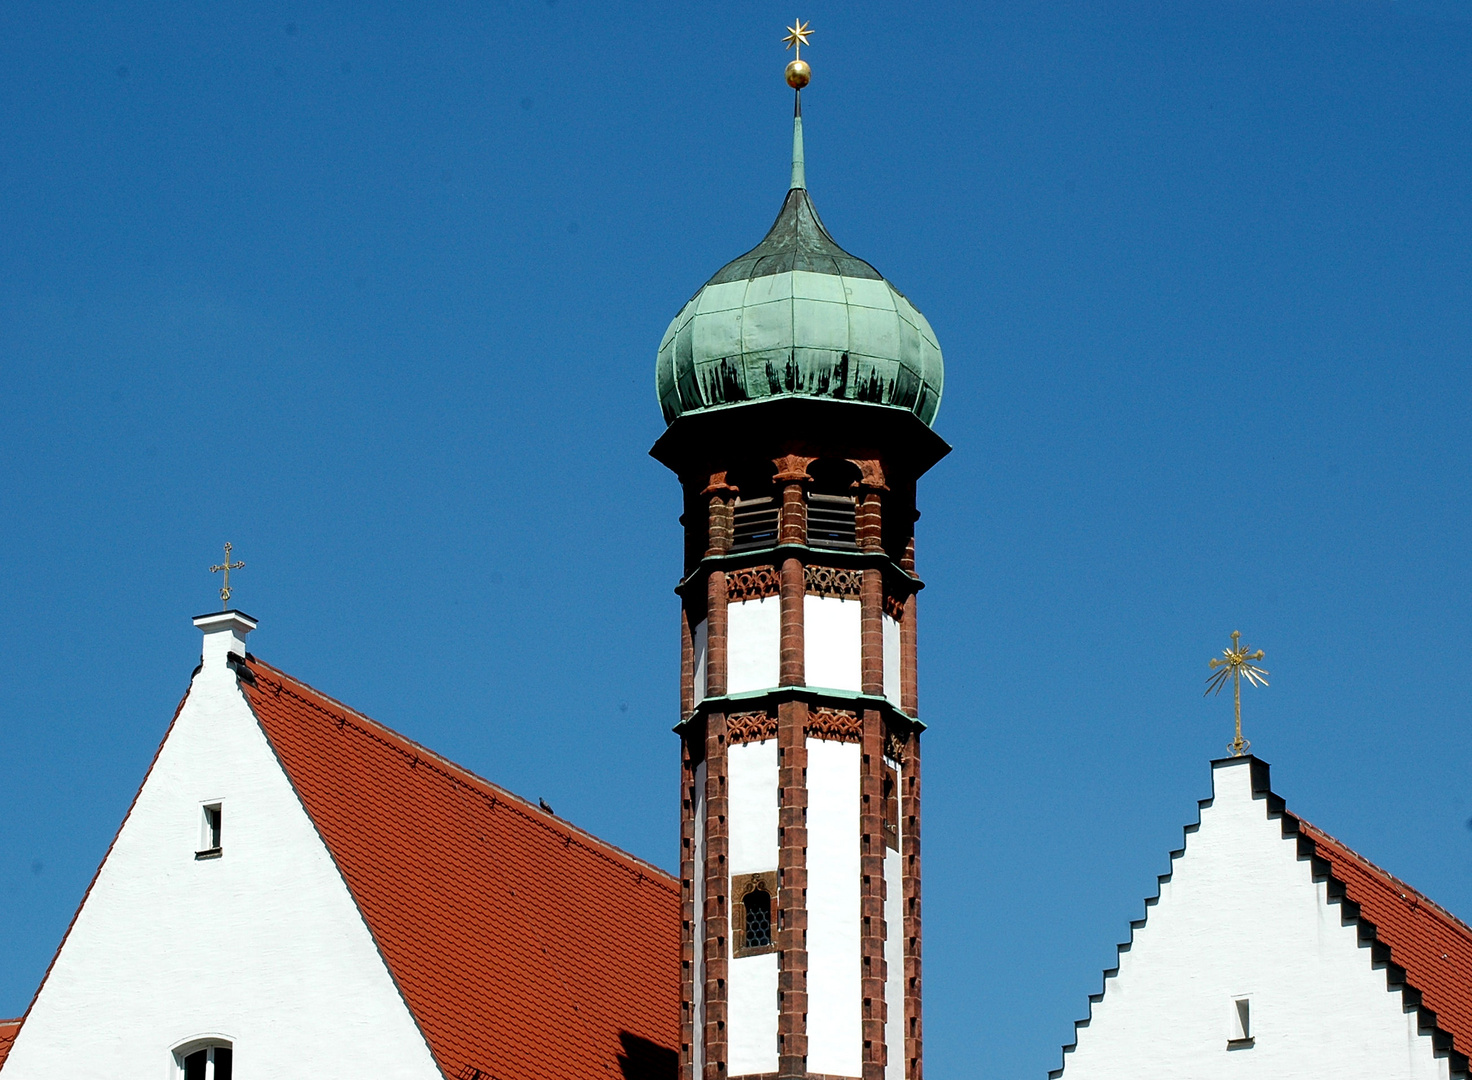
[1294,815,1472,942]
[244,656,678,892]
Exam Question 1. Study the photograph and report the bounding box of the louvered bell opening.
[731,496,781,552]
[807,493,858,550]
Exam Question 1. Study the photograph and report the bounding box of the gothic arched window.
[744,887,772,948]
[733,871,779,957]
[177,1041,232,1080]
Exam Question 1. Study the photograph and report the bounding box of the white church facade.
[2,45,1470,1080]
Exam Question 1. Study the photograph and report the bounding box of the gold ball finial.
[783,19,813,88]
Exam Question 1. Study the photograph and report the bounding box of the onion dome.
[656,103,945,428]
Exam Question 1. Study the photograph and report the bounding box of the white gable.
[1055,757,1453,1080]
[2,645,442,1079]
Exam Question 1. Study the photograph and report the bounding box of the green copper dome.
[656,112,944,428]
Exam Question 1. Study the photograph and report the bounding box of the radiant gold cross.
[209,542,245,610]
[783,18,812,59]
[1205,630,1269,756]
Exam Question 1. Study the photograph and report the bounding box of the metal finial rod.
[783,19,812,190]
[209,542,246,611]
[1205,630,1269,756]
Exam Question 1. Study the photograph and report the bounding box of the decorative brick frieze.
[804,707,862,743]
[804,565,862,599]
[727,565,782,603]
[727,711,778,745]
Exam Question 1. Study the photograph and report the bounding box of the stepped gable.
[0,1019,20,1069]
[1293,815,1472,1061]
[239,656,681,1080]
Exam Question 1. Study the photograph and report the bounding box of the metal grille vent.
[731,496,780,552]
[807,493,858,550]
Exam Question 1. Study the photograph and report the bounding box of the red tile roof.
[1294,816,1472,1065]
[239,656,681,1080]
[0,1019,20,1069]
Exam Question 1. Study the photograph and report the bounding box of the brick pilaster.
[680,725,702,1080]
[857,488,884,553]
[682,605,696,718]
[705,711,731,1080]
[860,567,883,698]
[901,731,922,1080]
[860,709,888,1080]
[776,698,809,1079]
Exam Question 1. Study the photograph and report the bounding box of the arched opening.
[806,459,862,550]
[174,1038,233,1080]
[743,887,772,949]
[729,462,780,553]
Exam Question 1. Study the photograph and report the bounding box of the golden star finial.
[783,19,813,58]
[1205,630,1269,756]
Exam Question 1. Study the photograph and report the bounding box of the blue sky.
[2,1,1470,1075]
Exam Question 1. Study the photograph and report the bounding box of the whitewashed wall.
[693,619,708,702]
[1,634,442,1080]
[1058,757,1452,1080]
[806,737,862,1077]
[805,597,861,693]
[727,739,779,1074]
[728,599,780,695]
[883,615,901,706]
[728,740,778,875]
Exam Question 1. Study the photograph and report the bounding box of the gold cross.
[209,542,245,610]
[1205,630,1269,756]
[783,18,813,59]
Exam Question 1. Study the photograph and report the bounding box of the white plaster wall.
[694,619,708,702]
[883,759,904,1080]
[806,737,862,1077]
[727,740,779,1074]
[1,654,442,1080]
[729,740,778,875]
[1059,758,1451,1080]
[805,596,861,693]
[882,614,901,707]
[728,953,779,1076]
[693,758,707,1080]
[728,598,780,695]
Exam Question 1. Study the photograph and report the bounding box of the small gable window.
[733,871,779,957]
[196,803,223,860]
[177,1042,233,1080]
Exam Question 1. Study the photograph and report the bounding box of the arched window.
[733,871,779,957]
[174,1040,233,1080]
[743,887,772,949]
[806,459,861,550]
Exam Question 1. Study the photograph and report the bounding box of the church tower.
[652,39,949,1080]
